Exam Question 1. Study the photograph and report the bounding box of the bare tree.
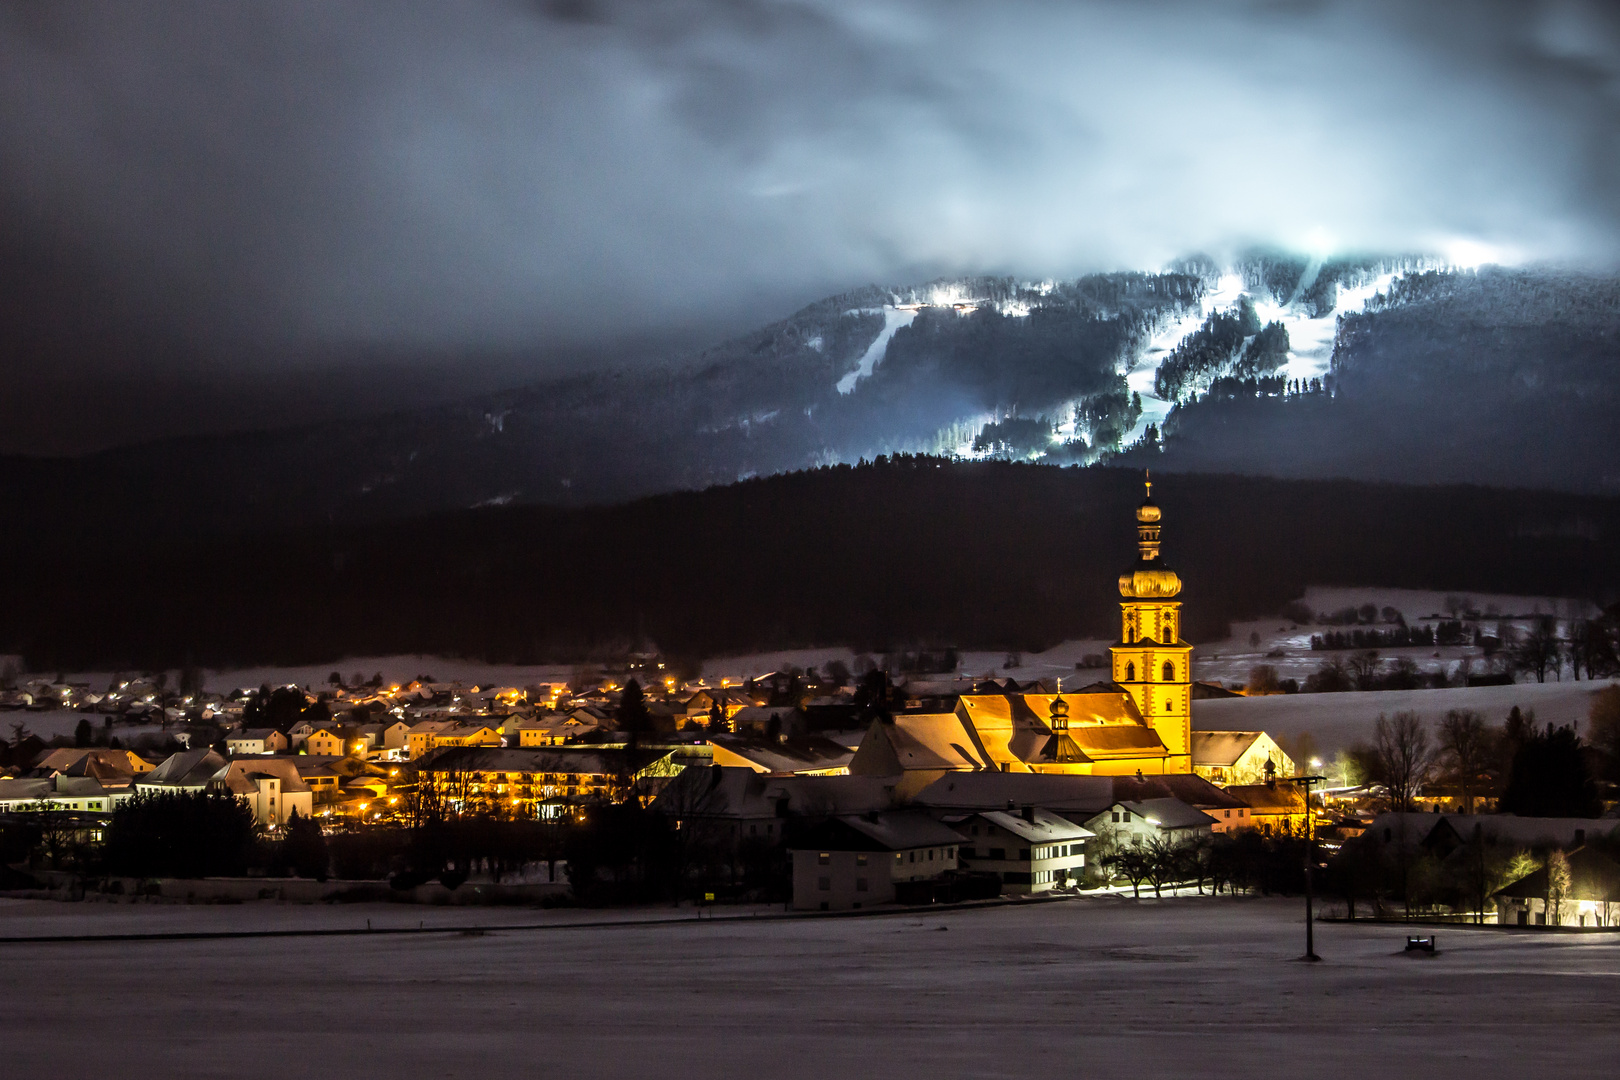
[1246,664,1280,694]
[1437,709,1494,814]
[1348,650,1382,690]
[1370,712,1436,812]
[1513,617,1563,683]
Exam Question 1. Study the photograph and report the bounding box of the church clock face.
[1109,475,1194,769]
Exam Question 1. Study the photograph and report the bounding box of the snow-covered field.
[1195,679,1619,758]
[2,896,1615,1078]
[1193,585,1595,687]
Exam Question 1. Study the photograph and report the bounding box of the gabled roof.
[963,808,1095,844]
[792,812,965,853]
[913,772,1117,813]
[649,765,894,819]
[1224,782,1306,813]
[140,749,229,789]
[708,734,853,775]
[1190,731,1266,768]
[1111,773,1246,810]
[1494,845,1620,902]
[1115,798,1217,831]
[851,715,984,775]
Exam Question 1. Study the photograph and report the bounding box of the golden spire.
[1119,471,1180,597]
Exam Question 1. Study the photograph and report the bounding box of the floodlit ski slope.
[1124,268,1399,444]
[836,306,919,394]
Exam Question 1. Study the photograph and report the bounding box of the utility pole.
[1287,774,1326,961]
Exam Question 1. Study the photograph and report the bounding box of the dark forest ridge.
[3,461,1616,673]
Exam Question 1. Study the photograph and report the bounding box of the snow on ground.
[1125,272,1247,443]
[2,709,165,742]
[2,896,1616,1078]
[1253,269,1399,384]
[836,306,919,394]
[1195,679,1619,758]
[1194,585,1598,687]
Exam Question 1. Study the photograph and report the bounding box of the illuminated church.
[851,476,1194,796]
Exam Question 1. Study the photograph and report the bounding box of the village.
[2,487,1619,926]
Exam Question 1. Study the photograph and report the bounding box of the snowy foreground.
[2,897,1616,1078]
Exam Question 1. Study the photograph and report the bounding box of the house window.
[1123,811,1131,822]
[855,878,868,892]
[1019,849,1031,861]
[818,877,831,891]
[1112,811,1120,823]
[818,852,830,865]
[928,850,934,861]
[908,851,915,863]
[989,848,1006,860]
[856,854,867,867]
[1224,810,1231,818]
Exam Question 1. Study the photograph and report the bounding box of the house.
[403,720,501,759]
[413,745,683,814]
[137,749,232,792]
[649,766,896,848]
[1191,730,1294,786]
[1224,781,1309,836]
[0,775,131,814]
[1083,798,1216,846]
[944,807,1093,893]
[513,713,604,747]
[789,812,965,911]
[707,733,853,776]
[225,728,289,756]
[1494,846,1620,927]
[214,759,314,828]
[34,747,155,778]
[909,766,1245,828]
[303,726,359,758]
[135,749,313,827]
[406,720,459,758]
[728,706,807,739]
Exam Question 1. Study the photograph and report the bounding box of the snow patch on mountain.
[836,306,919,394]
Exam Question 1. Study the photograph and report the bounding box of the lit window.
[856,854,868,866]
[818,852,830,865]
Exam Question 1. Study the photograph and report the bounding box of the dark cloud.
[1,0,1618,449]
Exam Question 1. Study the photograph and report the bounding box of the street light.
[1285,774,1326,961]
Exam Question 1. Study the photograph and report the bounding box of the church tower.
[1110,474,1194,772]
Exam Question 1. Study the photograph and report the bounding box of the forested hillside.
[4,462,1615,672]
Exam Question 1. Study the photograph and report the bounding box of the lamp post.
[1286,774,1326,961]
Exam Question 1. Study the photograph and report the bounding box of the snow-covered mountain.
[1,254,1616,542]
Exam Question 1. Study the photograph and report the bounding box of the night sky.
[3,0,1619,452]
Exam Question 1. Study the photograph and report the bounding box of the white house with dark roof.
[1083,798,1217,846]
[944,807,1093,893]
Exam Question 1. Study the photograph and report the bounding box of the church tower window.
[1125,662,1135,682]
[1163,661,1175,681]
